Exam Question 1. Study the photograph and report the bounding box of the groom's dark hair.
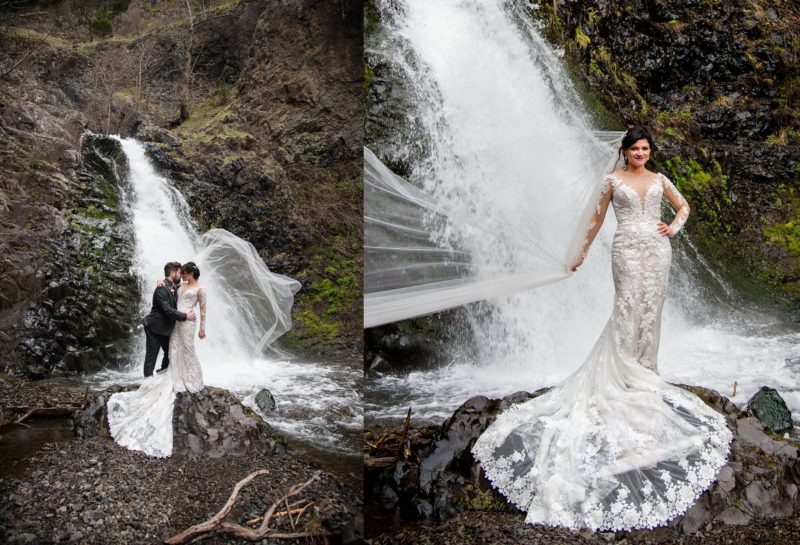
[164,262,182,277]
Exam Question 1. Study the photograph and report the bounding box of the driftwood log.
[165,470,333,544]
[8,405,82,425]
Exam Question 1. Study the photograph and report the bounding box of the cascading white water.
[91,138,361,451]
[366,0,800,420]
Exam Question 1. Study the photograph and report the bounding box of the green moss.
[74,41,99,55]
[4,27,70,48]
[466,484,509,511]
[589,58,603,77]
[665,157,723,195]
[295,310,341,339]
[765,220,800,256]
[292,241,361,343]
[621,71,637,91]
[763,185,800,258]
[766,127,799,146]
[561,62,622,129]
[175,99,254,149]
[364,62,375,91]
[365,0,380,37]
[575,27,591,49]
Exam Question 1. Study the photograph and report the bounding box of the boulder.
[745,386,793,434]
[72,384,134,439]
[255,388,277,412]
[73,385,286,458]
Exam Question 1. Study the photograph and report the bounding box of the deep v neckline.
[611,173,661,211]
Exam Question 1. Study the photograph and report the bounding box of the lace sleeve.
[660,174,690,234]
[197,287,207,331]
[579,176,614,259]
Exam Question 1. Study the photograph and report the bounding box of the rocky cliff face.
[0,0,362,377]
[0,129,139,377]
[532,0,799,301]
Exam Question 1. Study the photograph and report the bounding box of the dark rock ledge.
[73,385,286,459]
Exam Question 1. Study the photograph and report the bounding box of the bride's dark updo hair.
[181,261,200,279]
[620,126,654,152]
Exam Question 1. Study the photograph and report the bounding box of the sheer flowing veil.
[364,131,624,327]
[195,229,301,353]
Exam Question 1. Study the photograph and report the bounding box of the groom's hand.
[186,310,196,321]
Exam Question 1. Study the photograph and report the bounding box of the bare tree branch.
[0,22,56,79]
[165,471,333,544]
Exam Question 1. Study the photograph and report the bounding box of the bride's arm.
[572,178,613,271]
[659,174,690,237]
[197,287,207,339]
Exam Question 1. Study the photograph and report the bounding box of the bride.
[107,262,207,458]
[472,127,733,531]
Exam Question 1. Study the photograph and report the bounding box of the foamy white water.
[366,0,800,421]
[91,138,361,452]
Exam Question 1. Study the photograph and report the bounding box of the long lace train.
[472,321,732,530]
[471,173,732,530]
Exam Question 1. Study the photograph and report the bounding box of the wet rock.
[365,308,475,373]
[745,386,793,434]
[73,385,286,459]
[172,386,286,458]
[6,133,140,378]
[255,388,276,412]
[368,391,542,521]
[72,385,134,439]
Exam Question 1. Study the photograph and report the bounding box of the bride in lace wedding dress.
[107,262,206,458]
[472,127,732,531]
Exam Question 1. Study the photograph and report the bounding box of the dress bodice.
[607,174,665,227]
[177,286,203,312]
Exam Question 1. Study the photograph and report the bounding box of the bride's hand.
[656,222,674,237]
[198,329,206,339]
[156,279,165,288]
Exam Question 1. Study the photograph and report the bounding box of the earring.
[623,155,629,171]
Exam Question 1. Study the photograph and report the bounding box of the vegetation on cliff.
[0,0,362,377]
[529,0,800,301]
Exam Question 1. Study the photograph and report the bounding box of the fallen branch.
[244,503,309,526]
[9,406,80,425]
[363,456,398,469]
[165,471,333,544]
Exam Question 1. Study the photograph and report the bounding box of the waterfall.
[91,138,361,451]
[366,0,800,420]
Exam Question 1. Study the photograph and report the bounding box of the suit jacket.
[141,279,187,337]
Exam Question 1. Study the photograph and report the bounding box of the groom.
[141,261,196,377]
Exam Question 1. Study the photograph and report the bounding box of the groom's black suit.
[141,279,188,377]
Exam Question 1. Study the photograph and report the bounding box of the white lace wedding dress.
[107,286,206,458]
[472,173,732,530]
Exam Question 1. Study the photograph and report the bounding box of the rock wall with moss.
[0,0,362,377]
[531,0,799,301]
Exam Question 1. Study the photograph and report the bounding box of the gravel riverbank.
[0,376,362,544]
[369,511,800,545]
[0,436,361,544]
